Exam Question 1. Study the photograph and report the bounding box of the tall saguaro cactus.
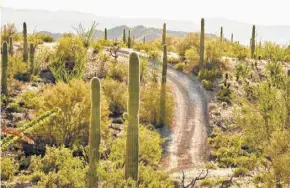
[9,36,13,56]
[220,26,223,41]
[199,18,205,67]
[29,43,35,76]
[125,52,140,181]
[143,36,146,45]
[1,42,8,97]
[104,28,108,40]
[251,25,256,59]
[159,44,168,127]
[162,23,166,45]
[88,77,101,187]
[127,30,131,49]
[123,29,127,44]
[23,22,28,62]
[231,33,234,43]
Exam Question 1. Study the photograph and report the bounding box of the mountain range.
[1,7,290,45]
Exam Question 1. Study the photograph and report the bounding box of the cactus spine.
[1,42,8,97]
[127,30,131,48]
[220,26,223,41]
[159,44,168,127]
[29,43,35,76]
[162,23,166,45]
[88,77,101,187]
[104,28,108,40]
[251,25,256,59]
[199,18,205,67]
[123,29,126,44]
[231,33,233,43]
[125,52,140,181]
[9,36,13,56]
[23,22,28,62]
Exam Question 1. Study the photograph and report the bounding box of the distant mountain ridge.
[1,7,290,45]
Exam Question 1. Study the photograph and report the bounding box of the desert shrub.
[23,146,87,187]
[175,62,185,71]
[233,167,249,177]
[198,69,218,82]
[140,57,148,82]
[107,62,127,82]
[28,33,44,45]
[1,157,19,181]
[32,79,110,147]
[185,48,199,65]
[91,40,105,54]
[199,178,225,187]
[140,83,174,126]
[234,61,252,81]
[202,79,214,90]
[102,79,127,116]
[49,35,87,82]
[19,91,40,109]
[7,54,28,81]
[167,57,180,65]
[217,86,232,103]
[38,33,55,42]
[6,101,22,113]
[34,46,55,75]
[147,49,161,61]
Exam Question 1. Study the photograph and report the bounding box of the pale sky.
[2,0,290,26]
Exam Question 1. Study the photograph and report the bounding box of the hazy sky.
[2,0,290,25]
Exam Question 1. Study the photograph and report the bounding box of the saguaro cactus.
[199,18,205,67]
[125,52,140,181]
[251,25,256,59]
[29,43,35,76]
[143,36,146,45]
[162,23,166,45]
[127,30,131,48]
[9,36,13,56]
[104,28,108,40]
[231,33,234,43]
[23,22,28,62]
[159,44,168,127]
[220,26,223,41]
[88,77,101,187]
[1,42,8,97]
[123,29,127,44]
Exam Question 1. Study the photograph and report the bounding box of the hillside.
[2,7,290,44]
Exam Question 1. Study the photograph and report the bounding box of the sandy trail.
[159,65,209,172]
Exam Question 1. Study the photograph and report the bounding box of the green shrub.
[107,63,127,82]
[32,79,110,147]
[202,79,214,90]
[217,87,232,103]
[102,79,127,116]
[233,167,249,177]
[167,57,180,65]
[91,40,105,54]
[175,62,185,71]
[19,91,40,109]
[198,69,218,82]
[7,54,27,81]
[199,178,225,187]
[49,35,87,83]
[39,33,55,42]
[34,46,54,75]
[1,157,19,181]
[140,83,174,126]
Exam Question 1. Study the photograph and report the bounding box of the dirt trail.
[159,65,209,172]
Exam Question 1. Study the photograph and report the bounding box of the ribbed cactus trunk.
[9,36,13,56]
[23,22,28,62]
[199,18,205,67]
[1,42,8,97]
[29,43,35,76]
[251,25,256,59]
[162,23,166,45]
[88,77,101,187]
[123,29,126,44]
[220,27,223,41]
[125,52,140,181]
[159,44,168,127]
[231,33,233,43]
[104,28,108,40]
[143,36,145,45]
[127,30,131,49]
